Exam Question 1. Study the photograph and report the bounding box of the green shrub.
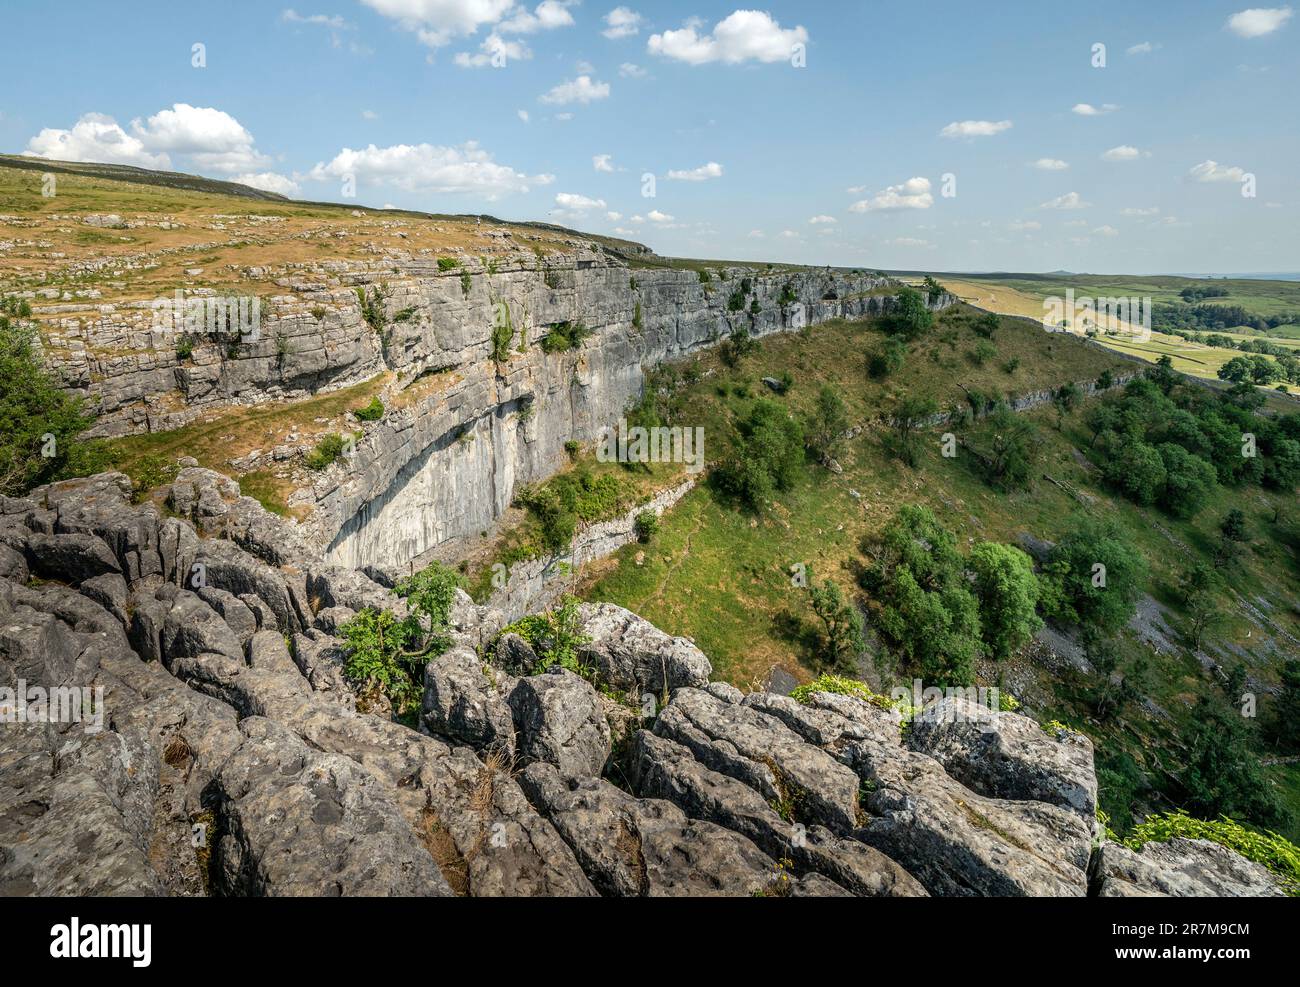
[354,396,385,422]
[887,287,933,340]
[355,284,388,331]
[338,608,423,714]
[969,542,1042,660]
[304,432,354,470]
[564,439,581,460]
[437,256,458,272]
[460,270,472,297]
[540,320,591,353]
[868,336,907,378]
[175,335,195,361]
[790,674,903,712]
[634,509,659,543]
[715,399,805,512]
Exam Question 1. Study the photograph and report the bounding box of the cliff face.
[42,244,944,569]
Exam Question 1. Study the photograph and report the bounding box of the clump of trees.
[859,506,1040,686]
[715,399,804,511]
[1086,373,1300,518]
[1038,514,1147,635]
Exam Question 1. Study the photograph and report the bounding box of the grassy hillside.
[553,303,1300,840]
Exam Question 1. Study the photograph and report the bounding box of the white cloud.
[25,103,272,175]
[131,103,268,173]
[605,210,622,221]
[884,237,932,248]
[666,161,723,181]
[232,171,302,196]
[603,6,643,39]
[454,32,531,67]
[1092,225,1120,236]
[500,1,577,34]
[593,153,615,172]
[1040,191,1090,209]
[555,192,607,211]
[1064,219,1089,228]
[648,10,807,65]
[849,176,933,212]
[808,215,836,225]
[1008,220,1041,231]
[1126,41,1159,54]
[1101,145,1149,161]
[307,141,553,199]
[1189,159,1247,182]
[778,229,803,240]
[360,0,516,47]
[1120,206,1159,216]
[939,119,1012,138]
[362,109,379,119]
[25,112,169,168]
[618,61,646,77]
[748,229,765,238]
[1030,158,1069,170]
[517,109,530,123]
[646,209,674,223]
[1072,102,1118,116]
[281,9,353,29]
[539,75,611,104]
[1226,6,1293,37]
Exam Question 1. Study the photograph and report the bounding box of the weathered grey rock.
[508,668,611,778]
[199,586,258,644]
[209,717,453,896]
[26,531,121,583]
[631,730,926,897]
[160,592,245,666]
[577,602,711,695]
[706,681,743,704]
[0,605,80,686]
[421,648,516,755]
[847,738,1091,896]
[493,631,540,675]
[907,698,1097,822]
[1092,838,1287,897]
[0,722,162,896]
[79,572,128,626]
[655,687,861,833]
[0,543,29,583]
[246,629,303,679]
[519,761,783,897]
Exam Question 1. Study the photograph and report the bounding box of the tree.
[888,395,937,467]
[1217,355,1254,384]
[969,542,1042,660]
[1177,563,1222,650]
[1149,354,1178,393]
[808,578,866,669]
[973,312,999,339]
[863,506,982,687]
[971,405,1041,491]
[1215,508,1249,568]
[1266,659,1300,753]
[1103,440,1166,505]
[868,335,907,378]
[889,287,933,340]
[1041,515,1148,634]
[1156,443,1217,518]
[716,399,804,511]
[1183,696,1289,830]
[806,385,848,466]
[0,315,96,495]
[395,560,463,655]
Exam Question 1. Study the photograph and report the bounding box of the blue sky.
[2,1,1295,273]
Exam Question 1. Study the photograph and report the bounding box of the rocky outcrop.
[0,471,1286,898]
[1091,838,1287,897]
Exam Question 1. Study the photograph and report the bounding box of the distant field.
[938,274,1300,403]
[956,272,1300,324]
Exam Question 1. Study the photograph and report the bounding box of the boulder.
[26,531,121,583]
[518,762,785,897]
[421,648,516,756]
[1092,838,1287,897]
[577,602,711,694]
[508,668,611,778]
[906,698,1097,822]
